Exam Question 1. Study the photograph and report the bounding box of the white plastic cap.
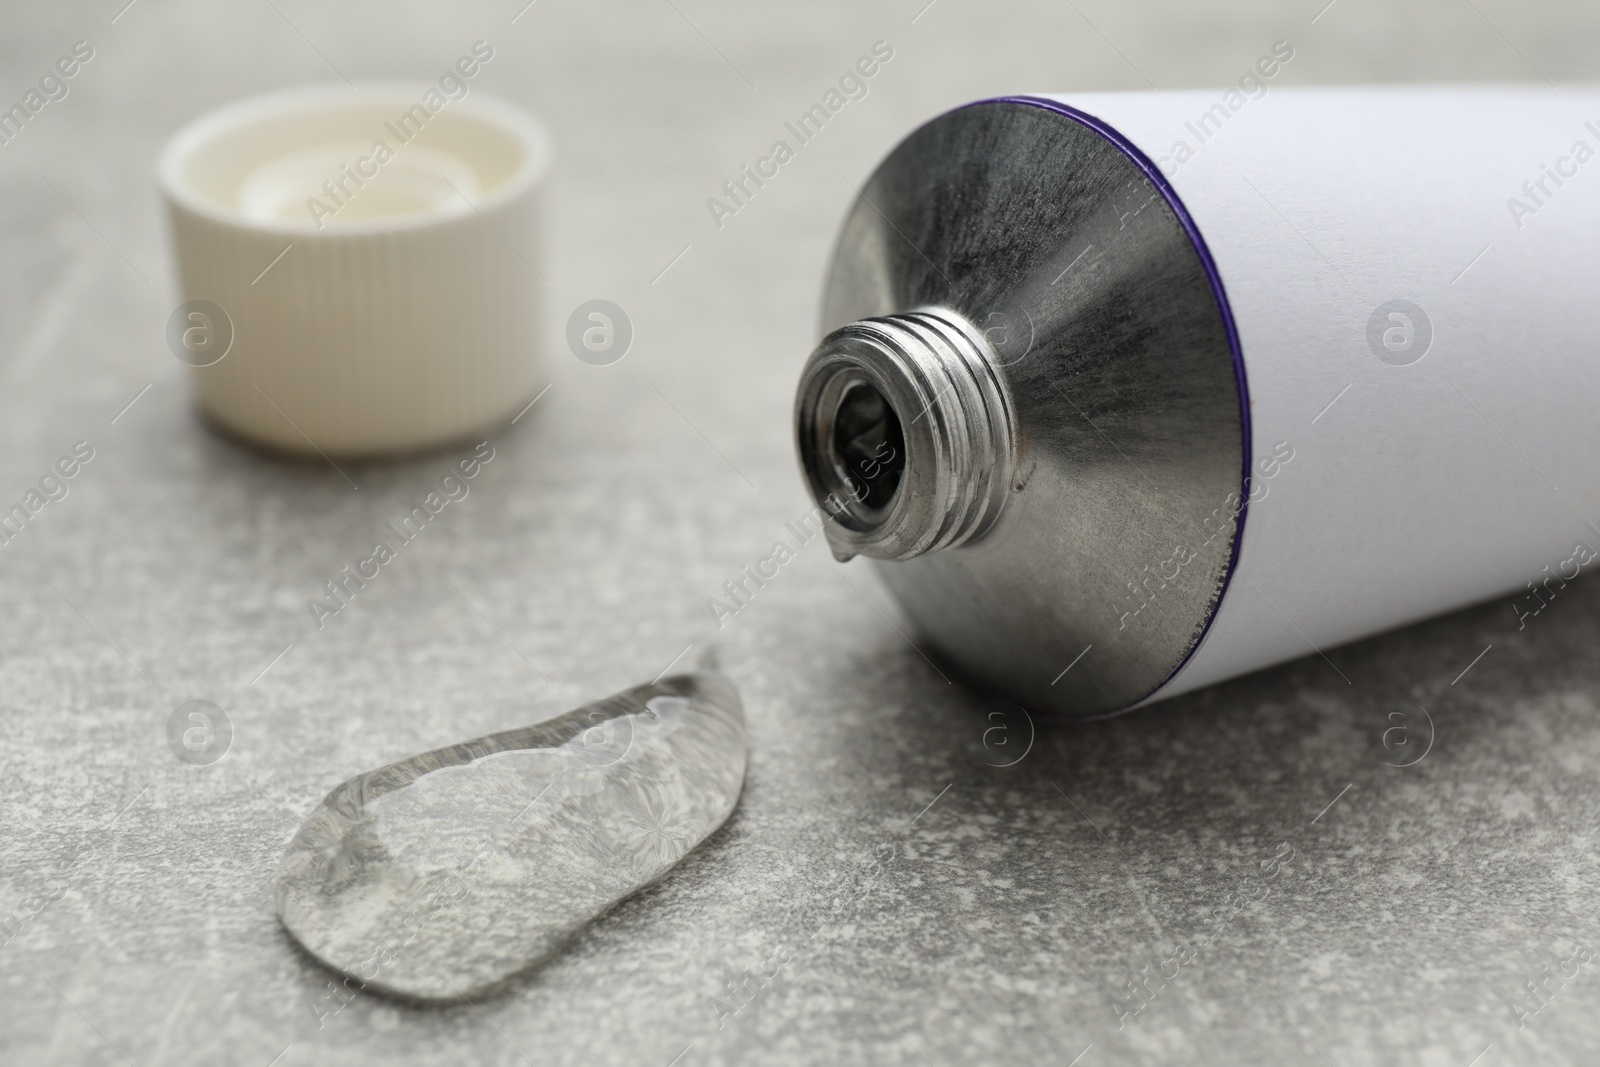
[159,83,551,458]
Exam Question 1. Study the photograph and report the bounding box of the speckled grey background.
[3,1,1599,1064]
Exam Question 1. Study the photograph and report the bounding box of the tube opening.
[794,308,1017,561]
[831,382,905,513]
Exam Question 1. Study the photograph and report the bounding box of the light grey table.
[3,1,1599,1064]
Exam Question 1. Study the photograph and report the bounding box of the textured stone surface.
[2,1,1600,1065]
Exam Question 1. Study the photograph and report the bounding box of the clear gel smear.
[275,669,746,1002]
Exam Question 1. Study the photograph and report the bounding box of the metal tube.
[796,89,1600,718]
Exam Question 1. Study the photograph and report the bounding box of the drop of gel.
[274,670,746,1002]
